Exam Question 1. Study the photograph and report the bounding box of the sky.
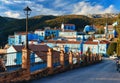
[0,0,120,18]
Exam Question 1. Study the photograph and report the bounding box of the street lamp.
[22,6,31,71]
[23,6,32,49]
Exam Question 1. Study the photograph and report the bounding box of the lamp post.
[23,6,31,49]
[22,6,31,71]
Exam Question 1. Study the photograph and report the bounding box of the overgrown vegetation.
[107,42,117,56]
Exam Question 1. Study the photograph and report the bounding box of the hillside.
[0,15,117,47]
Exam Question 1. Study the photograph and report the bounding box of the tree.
[116,13,120,56]
[107,42,117,56]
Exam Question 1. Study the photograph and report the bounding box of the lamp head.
[24,6,32,15]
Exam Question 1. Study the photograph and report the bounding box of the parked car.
[109,56,117,59]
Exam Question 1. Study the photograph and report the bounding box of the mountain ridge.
[0,14,117,47]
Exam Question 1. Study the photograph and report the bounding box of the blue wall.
[8,37,15,45]
[84,25,96,33]
[28,34,38,41]
[16,52,22,65]
[64,25,75,30]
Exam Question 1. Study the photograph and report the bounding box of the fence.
[0,52,22,72]
[0,48,102,83]
[30,56,47,72]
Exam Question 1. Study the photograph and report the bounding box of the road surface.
[31,58,120,83]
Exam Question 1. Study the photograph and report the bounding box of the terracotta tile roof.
[13,45,24,52]
[100,40,110,44]
[12,44,65,62]
[84,41,98,45]
[36,50,62,62]
[8,35,15,38]
[46,40,81,44]
[84,40,109,45]
[15,32,34,35]
[13,44,49,52]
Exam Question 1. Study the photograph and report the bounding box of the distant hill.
[0,14,117,47]
[87,13,118,18]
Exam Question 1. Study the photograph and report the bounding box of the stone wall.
[0,69,30,83]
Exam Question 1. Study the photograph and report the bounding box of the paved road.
[31,58,120,83]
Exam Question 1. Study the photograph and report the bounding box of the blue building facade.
[83,25,96,34]
[8,35,15,45]
[34,29,60,41]
[46,40,83,53]
[45,29,59,38]
[83,41,109,55]
[61,23,76,31]
[8,32,39,45]
[28,33,38,41]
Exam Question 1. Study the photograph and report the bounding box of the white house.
[6,44,50,66]
[59,30,77,38]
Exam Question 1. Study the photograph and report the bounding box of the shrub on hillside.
[107,42,117,56]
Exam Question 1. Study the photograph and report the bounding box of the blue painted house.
[45,29,59,38]
[61,23,76,31]
[45,40,83,54]
[14,32,26,45]
[34,29,45,41]
[34,28,60,40]
[83,40,109,55]
[8,32,39,46]
[83,25,96,34]
[28,33,38,41]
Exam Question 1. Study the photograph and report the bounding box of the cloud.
[72,1,118,15]
[104,5,118,13]
[1,0,13,4]
[32,4,63,16]
[0,0,119,18]
[4,11,20,18]
[53,0,68,8]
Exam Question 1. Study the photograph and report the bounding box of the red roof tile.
[84,41,98,45]
[15,32,34,35]
[100,40,110,44]
[13,44,49,52]
[9,35,15,38]
[12,44,65,62]
[46,40,81,44]
[84,40,109,45]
